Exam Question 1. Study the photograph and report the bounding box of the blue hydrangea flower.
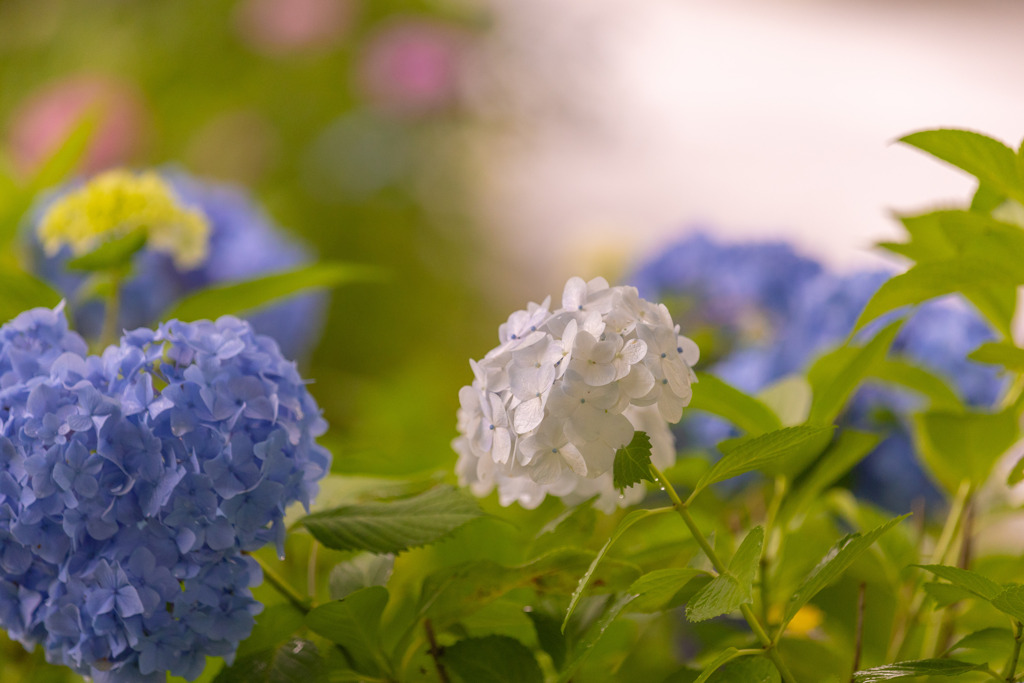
[30,171,326,358]
[0,306,330,681]
[627,233,1005,511]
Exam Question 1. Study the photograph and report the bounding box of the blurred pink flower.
[7,76,148,177]
[235,0,355,56]
[357,18,465,117]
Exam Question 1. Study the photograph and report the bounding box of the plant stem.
[253,554,311,615]
[424,619,450,683]
[1002,621,1023,681]
[99,275,121,348]
[850,582,866,682]
[651,465,798,683]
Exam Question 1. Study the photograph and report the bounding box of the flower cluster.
[32,171,326,358]
[0,305,329,681]
[629,233,1004,510]
[454,276,698,511]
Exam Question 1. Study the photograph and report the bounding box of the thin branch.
[424,619,450,683]
[850,582,866,682]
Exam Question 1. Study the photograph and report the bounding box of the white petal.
[620,338,647,365]
[677,335,700,366]
[531,452,564,484]
[663,358,694,399]
[491,427,512,464]
[513,396,545,434]
[559,443,588,477]
[562,276,588,310]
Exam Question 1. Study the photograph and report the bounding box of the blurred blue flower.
[0,306,330,681]
[30,171,326,358]
[628,233,1005,511]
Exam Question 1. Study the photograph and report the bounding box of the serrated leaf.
[852,658,982,681]
[65,228,147,271]
[557,593,638,683]
[853,259,1019,333]
[782,515,908,630]
[706,656,779,683]
[913,409,1018,491]
[165,262,383,322]
[298,485,483,554]
[780,430,882,525]
[686,527,763,622]
[969,341,1024,371]
[612,430,654,491]
[0,269,63,324]
[627,568,711,613]
[692,426,834,498]
[991,584,1024,624]
[443,635,543,683]
[809,321,902,423]
[214,639,327,683]
[901,129,1024,204]
[561,507,671,631]
[688,373,782,436]
[305,586,390,676]
[692,648,742,683]
[914,565,1002,601]
[328,553,394,600]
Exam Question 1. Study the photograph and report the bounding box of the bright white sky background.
[465,0,1024,301]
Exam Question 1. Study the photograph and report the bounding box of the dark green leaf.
[945,627,1014,662]
[692,426,834,497]
[236,604,307,659]
[913,409,1018,490]
[627,568,711,613]
[782,515,908,629]
[525,610,567,670]
[852,658,982,681]
[686,527,763,622]
[214,639,326,683]
[901,129,1024,204]
[165,262,384,322]
[556,593,638,683]
[706,656,779,683]
[612,430,654,491]
[530,498,597,557]
[913,565,1002,601]
[327,553,393,600]
[688,373,782,436]
[444,635,543,683]
[808,321,902,423]
[561,508,670,631]
[968,341,1024,371]
[298,485,483,554]
[305,586,389,676]
[991,585,1024,624]
[0,269,63,324]
[65,228,147,271]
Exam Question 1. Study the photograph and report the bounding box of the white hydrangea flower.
[454,276,699,510]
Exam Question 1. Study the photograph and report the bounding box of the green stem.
[651,465,798,683]
[253,554,311,615]
[1002,621,1023,681]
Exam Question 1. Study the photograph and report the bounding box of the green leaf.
[913,565,1002,601]
[1008,454,1024,486]
[688,373,782,436]
[990,585,1024,624]
[327,553,394,600]
[525,610,567,670]
[756,375,812,426]
[780,430,882,524]
[557,593,639,683]
[852,658,982,681]
[945,627,1014,662]
[421,548,642,631]
[808,320,902,423]
[298,485,483,554]
[443,635,543,683]
[305,586,390,676]
[627,568,712,613]
[968,341,1024,371]
[165,262,383,322]
[214,639,327,683]
[612,431,654,491]
[706,656,779,683]
[913,409,1018,491]
[901,129,1024,204]
[782,515,908,630]
[971,183,1007,213]
[561,507,671,631]
[236,604,307,659]
[686,527,763,622]
[869,359,962,411]
[853,259,1019,333]
[692,426,834,498]
[692,648,742,683]
[65,228,147,271]
[0,269,63,324]
[923,582,977,610]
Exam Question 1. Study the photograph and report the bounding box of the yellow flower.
[38,170,210,269]
[769,603,824,636]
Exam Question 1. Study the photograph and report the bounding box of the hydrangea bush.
[4,128,1024,683]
